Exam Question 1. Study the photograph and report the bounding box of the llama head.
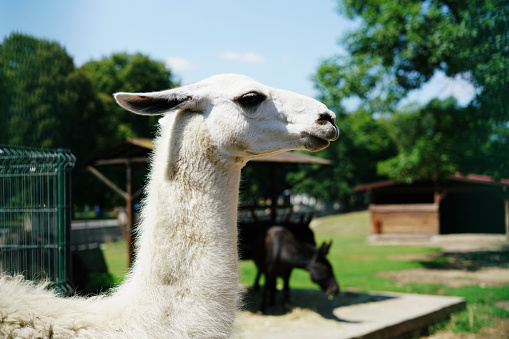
[114,74,338,162]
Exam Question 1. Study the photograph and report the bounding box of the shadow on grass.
[421,249,509,271]
[241,287,395,322]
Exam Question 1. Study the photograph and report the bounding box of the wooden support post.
[86,166,127,200]
[434,189,447,235]
[87,163,138,267]
[505,199,509,239]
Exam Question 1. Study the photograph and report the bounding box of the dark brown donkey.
[259,226,339,314]
[238,215,316,290]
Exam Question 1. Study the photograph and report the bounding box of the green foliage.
[481,124,509,179]
[310,0,509,189]
[74,52,179,206]
[0,33,179,207]
[80,52,178,149]
[0,33,76,147]
[377,98,490,182]
[331,0,508,118]
[453,0,509,123]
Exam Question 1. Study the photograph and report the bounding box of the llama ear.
[114,90,195,116]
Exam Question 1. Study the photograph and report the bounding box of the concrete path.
[235,290,465,339]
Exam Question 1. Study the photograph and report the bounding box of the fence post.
[56,150,72,288]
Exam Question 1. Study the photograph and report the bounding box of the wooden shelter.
[355,173,509,237]
[86,138,330,265]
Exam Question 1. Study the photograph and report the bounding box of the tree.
[81,53,179,147]
[0,34,180,207]
[314,0,508,183]
[377,98,491,182]
[452,0,508,123]
[0,50,8,141]
[322,0,508,118]
[0,33,76,147]
[481,124,509,179]
[74,53,179,207]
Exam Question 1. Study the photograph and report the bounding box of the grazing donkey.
[238,214,316,290]
[259,226,339,314]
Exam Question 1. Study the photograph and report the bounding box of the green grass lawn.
[102,240,129,284]
[102,210,509,335]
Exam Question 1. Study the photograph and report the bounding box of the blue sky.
[0,0,474,107]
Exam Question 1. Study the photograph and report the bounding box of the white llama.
[0,74,338,338]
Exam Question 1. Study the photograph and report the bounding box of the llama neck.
[115,114,244,336]
[132,148,242,287]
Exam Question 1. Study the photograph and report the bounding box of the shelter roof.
[355,173,509,192]
[86,138,331,166]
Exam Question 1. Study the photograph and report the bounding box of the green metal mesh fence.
[0,145,75,290]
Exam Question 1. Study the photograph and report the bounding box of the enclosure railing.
[0,144,75,291]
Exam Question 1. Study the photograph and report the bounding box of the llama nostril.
[316,112,339,141]
[316,112,335,126]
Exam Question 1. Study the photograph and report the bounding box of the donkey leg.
[282,271,293,314]
[253,270,262,290]
[259,273,275,314]
[268,275,277,306]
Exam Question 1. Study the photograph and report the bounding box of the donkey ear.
[318,241,333,256]
[114,89,195,116]
[326,240,333,253]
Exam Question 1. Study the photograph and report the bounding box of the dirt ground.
[234,235,509,339]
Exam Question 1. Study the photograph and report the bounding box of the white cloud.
[220,51,266,63]
[165,57,199,71]
[439,73,477,106]
[402,71,477,107]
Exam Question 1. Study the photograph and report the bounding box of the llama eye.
[236,92,266,108]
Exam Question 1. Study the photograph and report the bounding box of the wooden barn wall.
[370,204,439,234]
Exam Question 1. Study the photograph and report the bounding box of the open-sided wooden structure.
[86,138,330,265]
[355,173,509,237]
